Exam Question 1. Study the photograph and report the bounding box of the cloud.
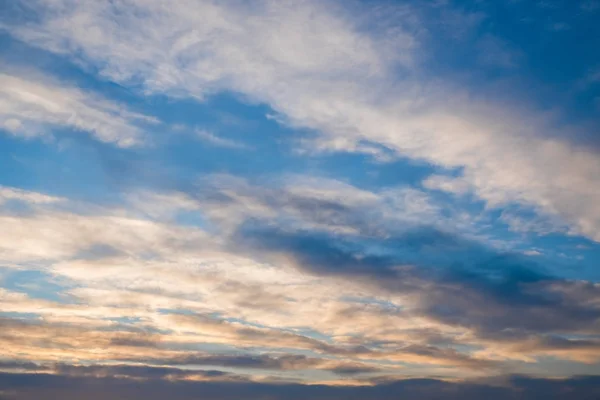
[0,371,600,400]
[0,361,45,373]
[0,1,598,393]
[51,364,238,381]
[233,225,600,362]
[1,183,598,377]
[193,129,250,150]
[185,174,480,239]
[0,185,64,206]
[0,72,156,146]
[4,0,600,242]
[0,185,211,263]
[0,314,389,377]
[139,353,383,376]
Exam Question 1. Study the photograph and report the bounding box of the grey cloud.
[0,361,44,373]
[327,364,381,375]
[52,364,230,380]
[0,363,241,383]
[0,372,599,400]
[142,354,320,371]
[142,353,383,376]
[234,225,600,355]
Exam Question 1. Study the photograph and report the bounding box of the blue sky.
[0,0,599,398]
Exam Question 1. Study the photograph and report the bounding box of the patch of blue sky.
[107,316,144,326]
[416,0,600,147]
[0,311,42,320]
[519,235,600,282]
[0,269,73,303]
[413,194,600,282]
[340,295,403,312]
[157,308,201,317]
[287,328,333,344]
[0,127,135,204]
[173,209,211,231]
[306,151,443,192]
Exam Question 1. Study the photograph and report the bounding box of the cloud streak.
[0,72,156,146]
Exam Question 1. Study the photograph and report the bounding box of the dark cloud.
[233,226,398,278]
[1,363,244,382]
[143,354,321,371]
[52,364,231,380]
[196,177,388,235]
[0,372,599,400]
[74,244,126,260]
[327,364,382,375]
[0,315,385,375]
[109,336,160,348]
[0,361,44,373]
[234,225,600,351]
[144,354,383,375]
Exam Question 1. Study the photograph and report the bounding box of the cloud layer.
[5,0,600,240]
[0,0,599,398]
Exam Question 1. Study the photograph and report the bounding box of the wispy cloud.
[0,72,156,146]
[194,129,250,150]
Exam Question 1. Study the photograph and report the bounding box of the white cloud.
[422,175,471,196]
[0,187,211,263]
[0,185,64,205]
[194,128,249,149]
[8,0,413,94]
[7,0,600,242]
[523,250,542,256]
[0,72,156,146]
[499,208,569,236]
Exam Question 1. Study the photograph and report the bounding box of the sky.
[0,0,599,399]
